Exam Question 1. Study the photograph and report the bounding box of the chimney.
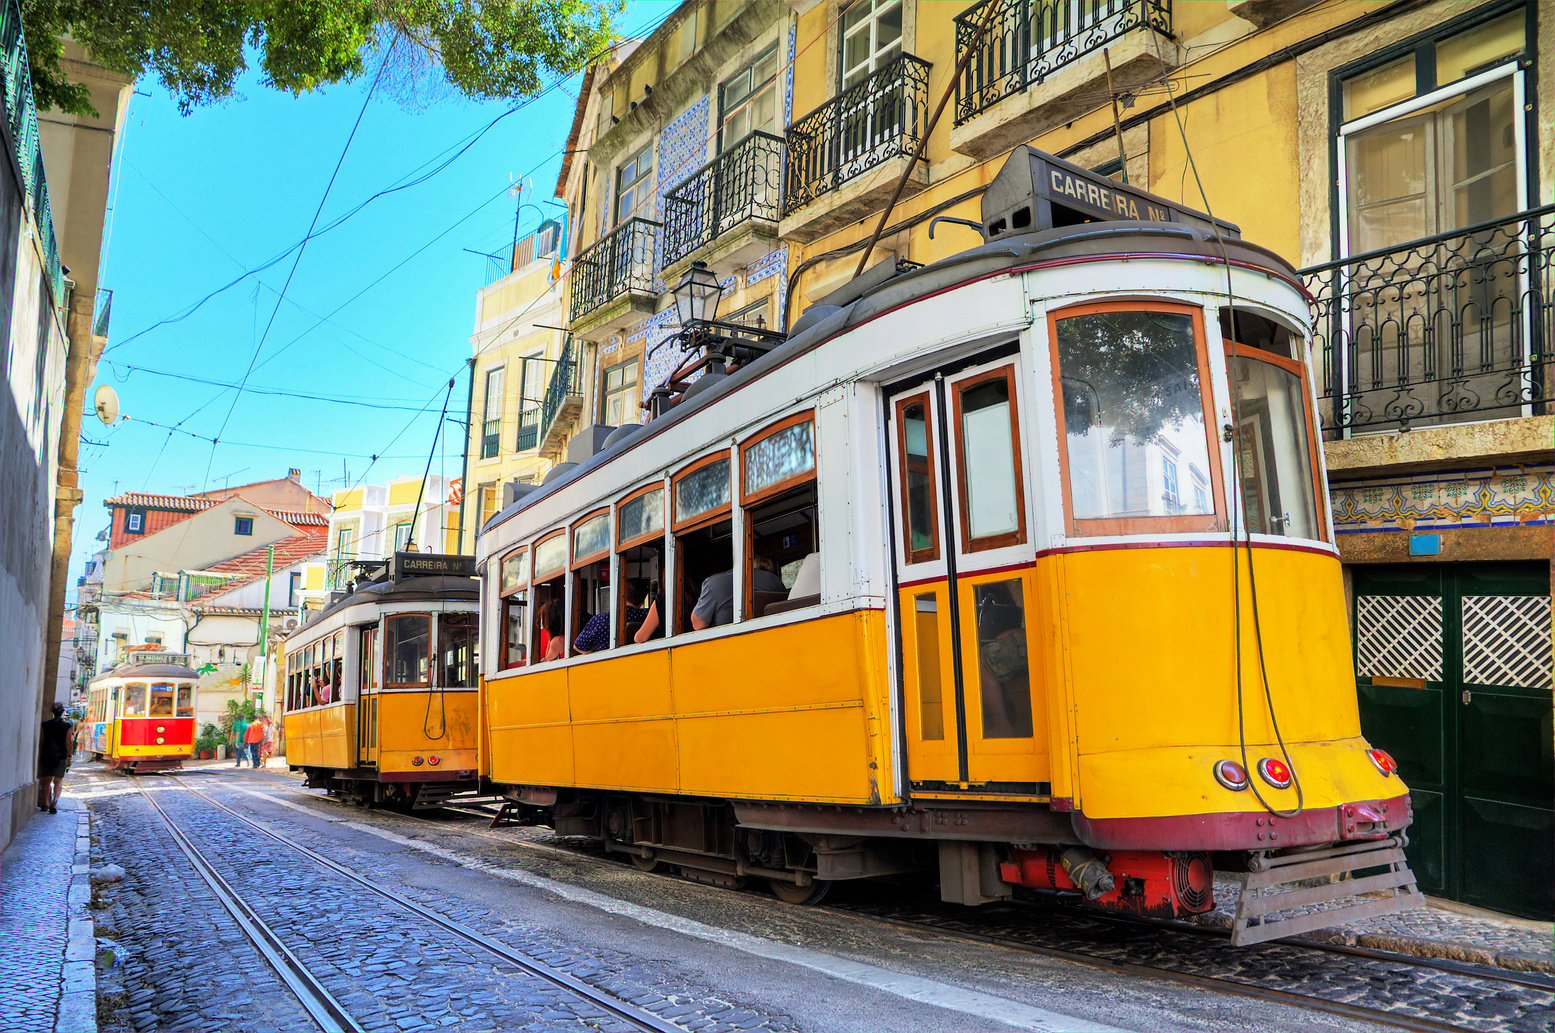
[288,468,301,482]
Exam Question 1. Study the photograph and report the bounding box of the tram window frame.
[616,483,667,647]
[570,508,612,656]
[359,625,379,695]
[1048,301,1226,537]
[149,682,175,716]
[894,393,940,565]
[383,613,433,688]
[672,451,736,633]
[438,612,479,688]
[951,365,1029,553]
[499,545,530,670]
[740,413,819,620]
[123,682,148,717]
[175,683,194,718]
[1224,339,1328,543]
[531,530,569,662]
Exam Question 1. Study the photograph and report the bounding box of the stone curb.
[57,805,98,1033]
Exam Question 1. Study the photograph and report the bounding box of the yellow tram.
[282,554,481,808]
[86,656,199,772]
[474,149,1417,943]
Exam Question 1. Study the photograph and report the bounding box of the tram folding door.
[886,353,1049,793]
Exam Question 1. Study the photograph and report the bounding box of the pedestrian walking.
[36,702,75,814]
[259,716,277,766]
[243,714,266,768]
[231,711,250,767]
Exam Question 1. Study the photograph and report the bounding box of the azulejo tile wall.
[1330,465,1555,533]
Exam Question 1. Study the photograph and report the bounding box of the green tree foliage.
[23,0,621,117]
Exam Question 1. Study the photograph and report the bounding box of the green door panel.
[1403,788,1447,897]
[1460,690,1555,801]
[1357,681,1445,786]
[1459,794,1555,920]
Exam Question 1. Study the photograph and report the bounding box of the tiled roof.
[268,510,329,527]
[203,531,329,586]
[105,492,216,512]
[187,604,285,616]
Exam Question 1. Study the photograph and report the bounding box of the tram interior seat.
[764,552,820,615]
[676,519,733,632]
[747,485,819,617]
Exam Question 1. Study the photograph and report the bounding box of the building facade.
[300,473,460,605]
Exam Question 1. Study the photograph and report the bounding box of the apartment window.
[615,144,654,226]
[1161,458,1179,510]
[288,571,301,608]
[125,509,145,534]
[481,367,505,459]
[234,516,254,536]
[719,44,779,150]
[393,522,413,553]
[334,528,352,560]
[478,483,499,533]
[1339,8,1526,255]
[725,299,770,329]
[601,359,640,426]
[841,0,902,90]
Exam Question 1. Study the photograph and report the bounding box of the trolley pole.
[256,544,275,709]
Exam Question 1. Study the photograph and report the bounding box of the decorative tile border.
[1330,464,1555,533]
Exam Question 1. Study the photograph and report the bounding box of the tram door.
[356,623,380,766]
[887,355,1047,791]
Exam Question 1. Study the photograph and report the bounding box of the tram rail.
[131,774,689,1033]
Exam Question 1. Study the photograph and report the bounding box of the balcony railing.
[663,132,785,266]
[515,405,540,452]
[569,217,661,324]
[326,559,352,591]
[93,288,112,337]
[1307,206,1553,436]
[481,417,501,459]
[539,339,584,444]
[784,54,930,216]
[954,0,1172,126]
[0,0,64,306]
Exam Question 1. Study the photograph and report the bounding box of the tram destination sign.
[390,551,476,581]
[981,146,1240,240]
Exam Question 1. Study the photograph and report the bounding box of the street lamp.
[672,260,723,326]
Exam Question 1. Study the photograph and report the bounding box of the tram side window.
[531,532,567,662]
[384,614,431,686]
[123,683,148,717]
[1053,307,1219,534]
[570,512,611,655]
[674,455,734,632]
[332,631,345,701]
[149,683,174,716]
[896,396,939,563]
[617,485,666,645]
[972,580,1033,739]
[439,614,478,687]
[359,627,379,694]
[499,547,529,669]
[954,369,1026,551]
[742,416,819,618]
[175,684,194,718]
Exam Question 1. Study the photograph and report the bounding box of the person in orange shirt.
[243,714,267,768]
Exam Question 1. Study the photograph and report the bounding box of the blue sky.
[71,4,670,594]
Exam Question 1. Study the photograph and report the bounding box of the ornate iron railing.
[568,218,661,324]
[663,132,785,266]
[480,417,501,459]
[0,0,64,306]
[326,559,353,591]
[784,54,930,216]
[1305,206,1553,436]
[515,405,540,452]
[954,0,1172,126]
[539,339,583,442]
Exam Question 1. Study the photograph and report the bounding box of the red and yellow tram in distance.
[86,657,199,772]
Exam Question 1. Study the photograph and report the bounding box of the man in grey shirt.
[691,556,785,629]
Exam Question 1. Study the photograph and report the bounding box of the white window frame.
[840,0,903,91]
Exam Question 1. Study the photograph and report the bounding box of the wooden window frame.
[893,392,939,564]
[499,545,530,599]
[616,482,667,551]
[383,612,433,689]
[950,365,1029,553]
[671,450,735,534]
[740,410,817,508]
[1223,340,1329,544]
[531,529,568,582]
[570,507,612,569]
[1048,301,1227,538]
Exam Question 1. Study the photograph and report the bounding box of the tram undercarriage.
[300,767,488,811]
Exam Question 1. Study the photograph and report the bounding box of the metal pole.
[257,543,274,708]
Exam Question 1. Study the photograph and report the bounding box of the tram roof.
[484,218,1301,540]
[90,663,201,684]
[294,574,481,633]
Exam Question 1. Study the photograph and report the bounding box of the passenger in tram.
[633,586,663,643]
[690,556,784,630]
[538,602,565,662]
[574,579,650,654]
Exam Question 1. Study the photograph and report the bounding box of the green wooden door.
[1353,562,1552,920]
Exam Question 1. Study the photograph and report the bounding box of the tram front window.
[149,683,174,716]
[1055,308,1217,530]
[176,684,194,718]
[384,614,431,687]
[123,683,148,716]
[438,613,478,687]
[1229,354,1321,540]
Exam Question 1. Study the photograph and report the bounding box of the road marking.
[225,784,1131,1033]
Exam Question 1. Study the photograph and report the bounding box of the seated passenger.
[150,697,173,716]
[574,579,650,654]
[788,552,820,599]
[539,602,565,662]
[691,557,784,630]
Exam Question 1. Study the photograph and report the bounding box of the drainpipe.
[456,357,476,554]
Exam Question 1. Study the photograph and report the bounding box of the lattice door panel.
[1356,595,1444,681]
[1462,595,1553,689]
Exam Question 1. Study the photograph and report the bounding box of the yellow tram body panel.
[1058,544,1398,820]
[486,610,894,803]
[373,690,479,774]
[284,703,355,770]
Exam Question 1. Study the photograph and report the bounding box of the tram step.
[409,786,493,810]
[1230,835,1420,946]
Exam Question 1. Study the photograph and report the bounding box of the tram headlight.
[1257,757,1293,790]
[155,736,165,745]
[156,726,165,733]
[1366,748,1398,776]
[1212,759,1248,791]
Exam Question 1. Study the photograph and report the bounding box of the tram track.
[130,775,688,1033]
[209,771,1551,1033]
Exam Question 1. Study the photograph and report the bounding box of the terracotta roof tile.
[203,531,329,586]
[105,493,216,512]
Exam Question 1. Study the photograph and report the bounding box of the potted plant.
[195,723,221,760]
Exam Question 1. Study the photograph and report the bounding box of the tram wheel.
[767,877,831,905]
[630,851,667,873]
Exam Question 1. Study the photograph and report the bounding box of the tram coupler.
[1000,847,1215,919]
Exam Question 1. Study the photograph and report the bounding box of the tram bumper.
[1069,792,1412,852]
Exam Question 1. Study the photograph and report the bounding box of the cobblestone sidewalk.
[0,799,97,1033]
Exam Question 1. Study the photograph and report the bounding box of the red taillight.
[427,755,440,766]
[1367,748,1398,776]
[1257,757,1293,789]
[411,756,424,766]
[1212,759,1248,791]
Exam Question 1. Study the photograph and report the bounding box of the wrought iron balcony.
[954,0,1172,126]
[1307,206,1553,436]
[784,54,930,216]
[326,559,353,591]
[515,405,540,453]
[538,339,586,455]
[568,217,661,324]
[663,132,785,267]
[481,417,501,459]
